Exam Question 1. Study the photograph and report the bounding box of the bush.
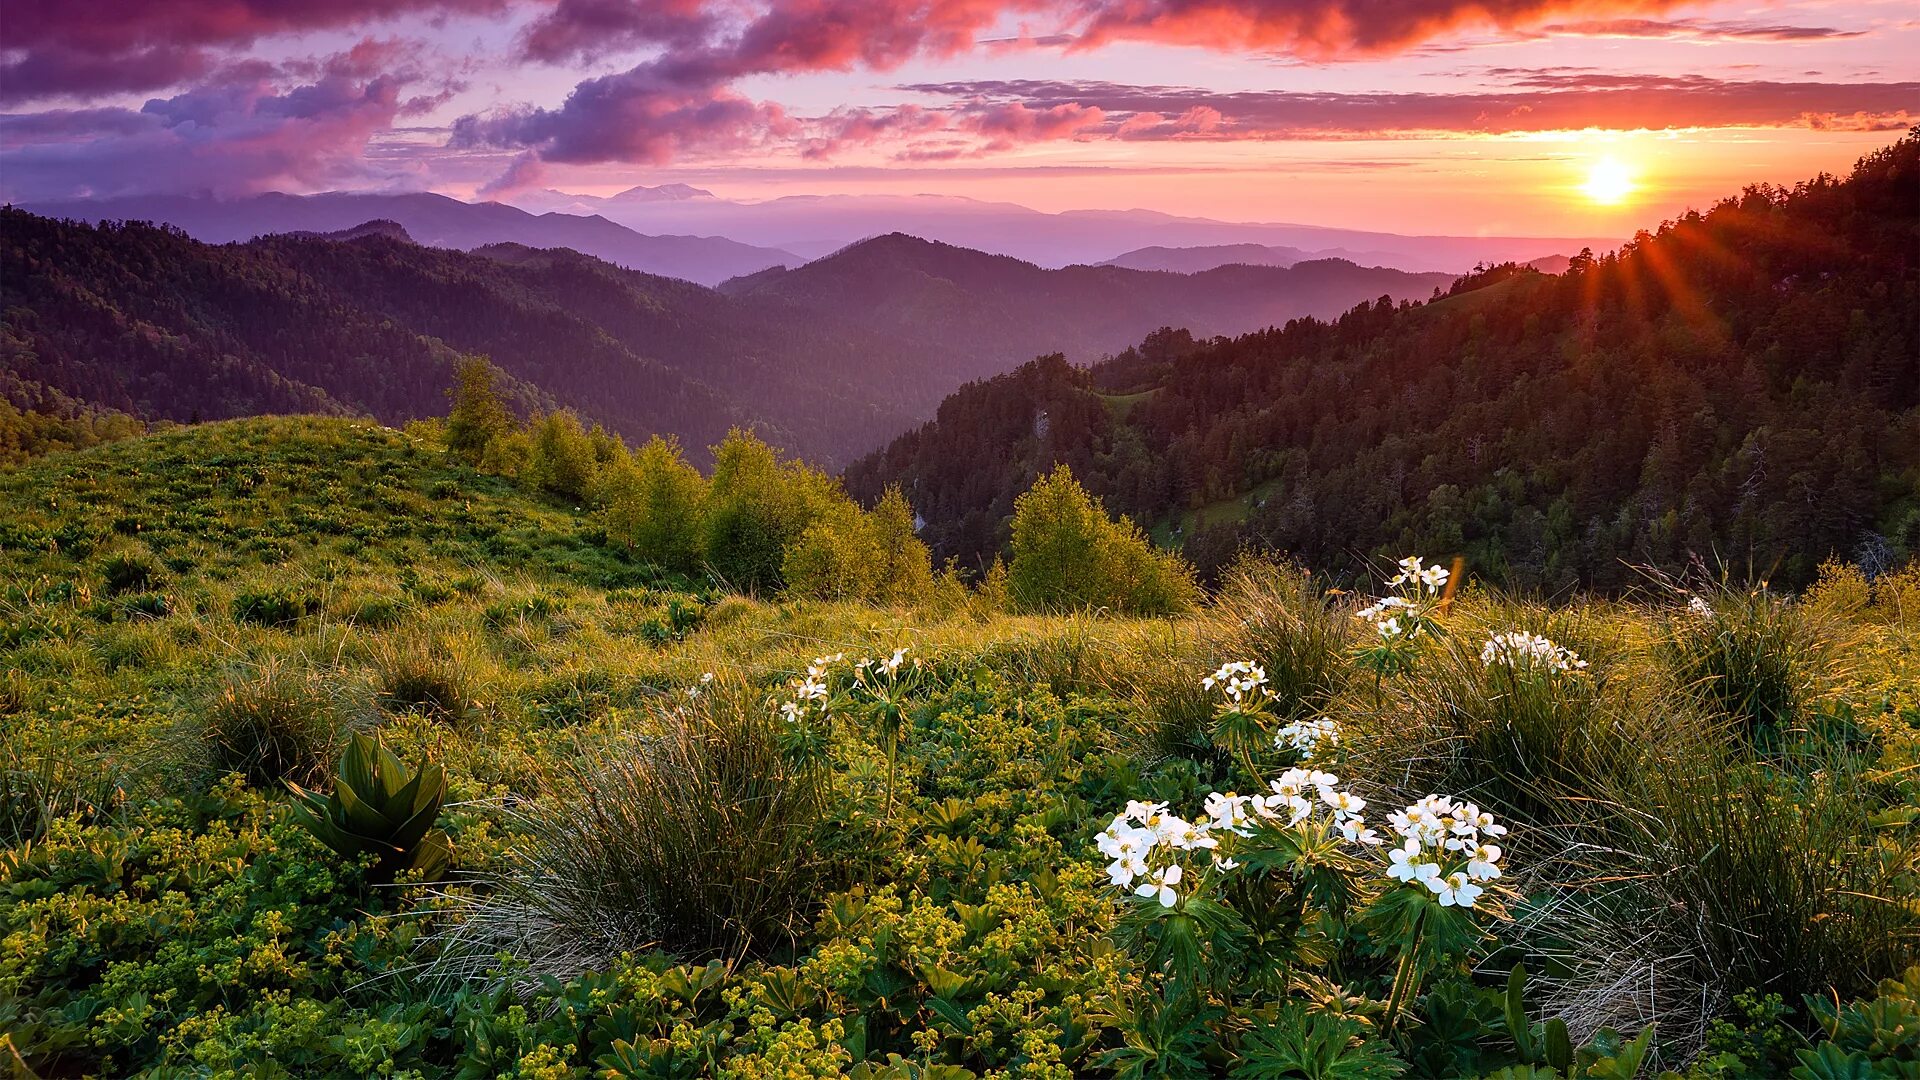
[783,501,885,602]
[444,356,514,464]
[232,589,320,628]
[202,661,341,787]
[1006,464,1198,615]
[442,687,831,979]
[701,430,846,594]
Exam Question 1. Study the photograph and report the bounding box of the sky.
[2,0,1915,235]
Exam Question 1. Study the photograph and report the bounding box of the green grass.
[4,417,1919,1078]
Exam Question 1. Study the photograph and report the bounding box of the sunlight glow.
[1582,157,1637,205]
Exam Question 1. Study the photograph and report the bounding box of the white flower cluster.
[1479,631,1588,675]
[1389,555,1451,593]
[1275,717,1340,760]
[780,653,842,723]
[1095,768,1383,908]
[1356,556,1450,641]
[856,646,912,678]
[1688,595,1714,619]
[1203,660,1271,705]
[1382,795,1505,908]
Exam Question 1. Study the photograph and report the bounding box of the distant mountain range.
[19,188,1612,281]
[20,192,798,287]
[505,188,1616,272]
[722,233,1455,373]
[2,211,1470,464]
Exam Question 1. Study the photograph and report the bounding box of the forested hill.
[846,134,1920,591]
[720,232,1457,378]
[0,211,968,466]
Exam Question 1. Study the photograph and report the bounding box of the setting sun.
[1582,157,1637,205]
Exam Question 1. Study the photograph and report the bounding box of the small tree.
[869,487,935,606]
[702,430,844,594]
[596,435,708,573]
[1008,464,1197,615]
[444,357,513,464]
[527,410,598,500]
[783,502,884,602]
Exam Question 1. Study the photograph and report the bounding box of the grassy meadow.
[4,416,1920,1078]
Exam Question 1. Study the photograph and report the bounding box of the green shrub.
[117,591,172,620]
[445,355,514,464]
[1007,465,1198,616]
[287,732,451,884]
[526,410,600,501]
[701,429,847,594]
[202,661,341,787]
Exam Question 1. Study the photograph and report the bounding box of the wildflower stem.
[1382,907,1428,1035]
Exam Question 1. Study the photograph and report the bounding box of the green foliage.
[373,633,476,723]
[597,434,709,573]
[1662,586,1837,736]
[451,686,833,971]
[98,552,159,595]
[444,355,516,464]
[287,732,452,883]
[526,409,601,500]
[702,429,852,594]
[231,588,321,628]
[1008,464,1198,615]
[1230,1004,1406,1079]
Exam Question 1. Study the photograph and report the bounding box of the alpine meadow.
[3,4,1920,1075]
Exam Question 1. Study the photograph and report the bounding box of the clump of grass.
[1661,585,1844,737]
[1208,556,1350,722]
[528,666,615,727]
[200,659,342,787]
[99,552,159,595]
[340,593,406,629]
[232,588,321,628]
[1360,623,1641,834]
[1602,745,1919,1001]
[373,634,476,723]
[0,731,125,844]
[441,687,832,980]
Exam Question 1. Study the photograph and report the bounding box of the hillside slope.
[847,136,1920,589]
[0,212,965,465]
[722,233,1455,378]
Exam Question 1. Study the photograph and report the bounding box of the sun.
[1582,157,1636,205]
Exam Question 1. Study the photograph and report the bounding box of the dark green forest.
[847,133,1920,591]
